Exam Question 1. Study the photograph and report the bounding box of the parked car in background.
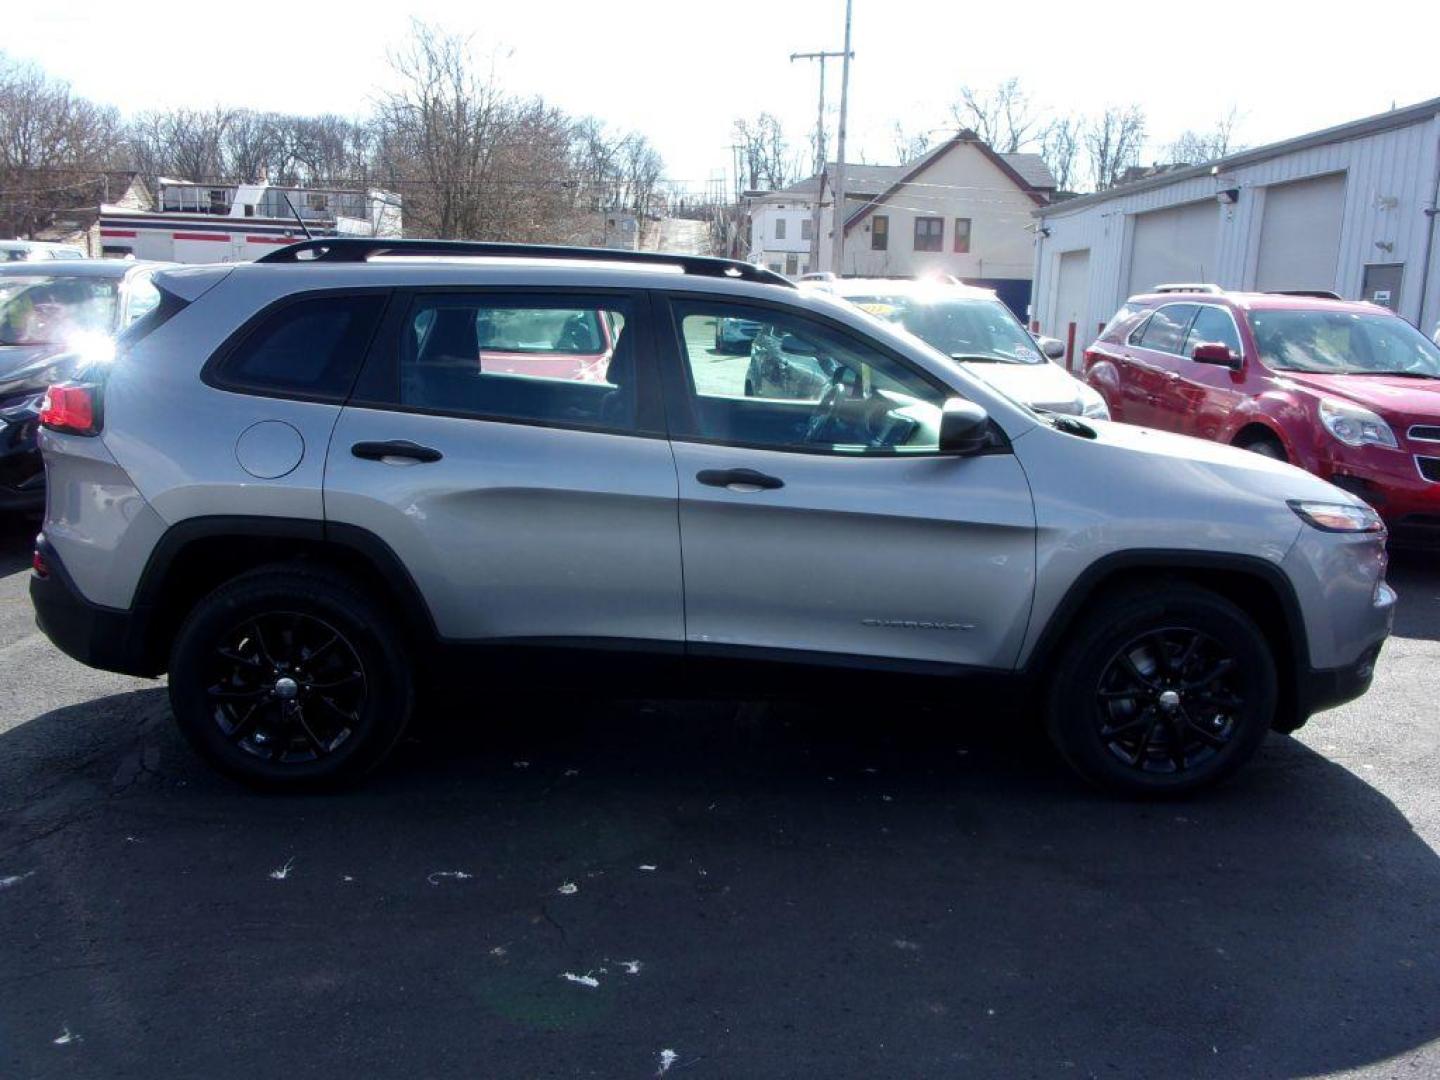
[0,260,168,512]
[30,239,1393,797]
[715,315,762,354]
[805,278,1110,419]
[1085,287,1440,545]
[412,303,617,383]
[0,240,87,262]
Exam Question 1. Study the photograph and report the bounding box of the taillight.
[39,383,101,436]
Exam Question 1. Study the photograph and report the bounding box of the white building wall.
[749,198,815,275]
[819,144,1040,280]
[1032,111,1440,344]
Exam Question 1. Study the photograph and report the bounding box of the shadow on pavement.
[1,682,1438,1078]
[1387,549,1440,642]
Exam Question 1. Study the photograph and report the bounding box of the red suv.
[1084,287,1440,544]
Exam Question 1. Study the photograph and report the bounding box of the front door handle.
[351,440,443,464]
[696,467,784,492]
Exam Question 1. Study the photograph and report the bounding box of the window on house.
[801,218,813,241]
[775,218,787,240]
[306,193,329,212]
[914,217,944,252]
[784,253,799,276]
[872,215,888,251]
[953,218,972,254]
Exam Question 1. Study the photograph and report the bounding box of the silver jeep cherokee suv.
[29,239,1395,795]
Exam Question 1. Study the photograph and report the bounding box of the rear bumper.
[30,537,159,677]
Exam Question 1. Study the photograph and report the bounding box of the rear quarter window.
[1101,303,1145,341]
[207,292,386,402]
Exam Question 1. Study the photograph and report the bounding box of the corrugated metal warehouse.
[1030,97,1440,369]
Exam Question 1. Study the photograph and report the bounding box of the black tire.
[1237,434,1286,461]
[167,565,413,790]
[1044,584,1277,797]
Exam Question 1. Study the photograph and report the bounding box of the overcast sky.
[8,0,1437,195]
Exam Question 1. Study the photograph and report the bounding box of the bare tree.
[951,78,1043,152]
[1084,105,1147,190]
[1040,115,1082,193]
[731,113,798,191]
[1164,107,1244,165]
[890,121,933,164]
[0,53,122,237]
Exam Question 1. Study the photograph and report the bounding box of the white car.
[0,240,87,262]
[805,277,1109,419]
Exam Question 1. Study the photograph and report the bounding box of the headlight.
[1289,499,1385,533]
[1079,387,1111,420]
[1318,398,1397,449]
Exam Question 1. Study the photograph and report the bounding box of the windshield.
[846,294,1044,364]
[1251,309,1440,377]
[0,276,119,346]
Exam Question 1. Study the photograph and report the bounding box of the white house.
[811,132,1055,313]
[1030,96,1440,369]
[747,179,819,277]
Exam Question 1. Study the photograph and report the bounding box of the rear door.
[324,288,684,646]
[660,295,1036,670]
[1127,302,1198,430]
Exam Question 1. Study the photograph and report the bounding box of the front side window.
[0,275,118,345]
[674,301,948,455]
[1183,305,1242,358]
[213,293,385,399]
[953,218,972,254]
[872,215,889,251]
[398,294,638,431]
[1249,309,1440,377]
[914,217,944,252]
[1137,303,1198,354]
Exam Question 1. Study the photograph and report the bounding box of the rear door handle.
[696,467,784,492]
[351,440,443,464]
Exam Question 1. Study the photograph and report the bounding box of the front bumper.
[1317,447,1440,546]
[30,536,159,677]
[1290,640,1385,728]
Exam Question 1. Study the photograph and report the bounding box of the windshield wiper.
[949,352,1019,364]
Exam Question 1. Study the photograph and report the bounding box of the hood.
[961,360,1091,414]
[0,343,71,397]
[1086,417,1360,505]
[1274,371,1440,418]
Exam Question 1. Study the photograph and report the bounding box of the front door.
[1170,303,1249,440]
[661,297,1036,670]
[325,289,684,645]
[1125,302,1197,430]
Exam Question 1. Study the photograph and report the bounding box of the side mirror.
[1191,341,1241,369]
[939,398,992,455]
[1035,335,1066,360]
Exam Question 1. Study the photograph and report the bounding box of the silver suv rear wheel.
[167,566,413,788]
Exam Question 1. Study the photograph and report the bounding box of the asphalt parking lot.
[1,512,1438,1079]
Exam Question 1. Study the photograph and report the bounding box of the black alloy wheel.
[1094,627,1241,774]
[206,612,367,764]
[168,566,412,788]
[1045,584,1277,796]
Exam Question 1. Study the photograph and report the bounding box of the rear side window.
[210,293,385,401]
[1102,303,1143,340]
[1137,303,1198,354]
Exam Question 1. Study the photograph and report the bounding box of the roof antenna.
[280,192,314,240]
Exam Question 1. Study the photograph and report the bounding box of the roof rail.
[1151,283,1224,294]
[254,237,795,288]
[1266,289,1343,300]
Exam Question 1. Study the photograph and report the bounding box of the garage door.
[1127,201,1219,295]
[1255,172,1346,293]
[1052,249,1090,369]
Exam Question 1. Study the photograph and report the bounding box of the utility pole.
[829,0,854,276]
[790,48,851,273]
